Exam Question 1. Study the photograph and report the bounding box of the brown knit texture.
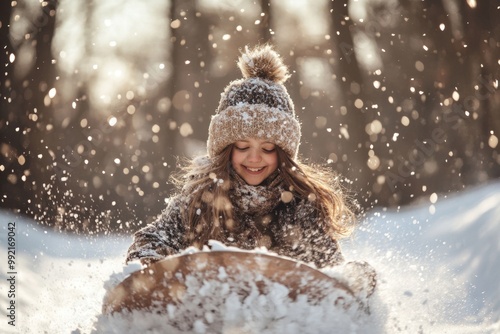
[207,45,301,158]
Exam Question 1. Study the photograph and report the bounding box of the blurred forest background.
[1,0,499,234]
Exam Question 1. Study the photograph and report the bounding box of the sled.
[102,250,355,317]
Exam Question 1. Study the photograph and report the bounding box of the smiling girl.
[126,45,372,289]
[231,139,278,185]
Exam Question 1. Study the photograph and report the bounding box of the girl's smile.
[245,166,264,172]
[231,138,279,185]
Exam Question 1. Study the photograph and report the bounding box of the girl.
[126,45,374,293]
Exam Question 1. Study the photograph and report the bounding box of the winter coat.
[126,171,345,268]
[126,170,377,298]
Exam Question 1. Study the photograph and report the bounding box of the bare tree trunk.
[329,0,373,207]
[460,0,500,181]
[169,0,210,156]
[260,0,273,42]
[0,2,59,220]
[413,0,500,187]
[0,1,27,210]
[23,1,59,223]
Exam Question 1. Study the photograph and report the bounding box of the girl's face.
[231,138,279,185]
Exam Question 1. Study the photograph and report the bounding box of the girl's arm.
[126,196,186,266]
[288,202,377,298]
[277,200,345,268]
[292,221,346,268]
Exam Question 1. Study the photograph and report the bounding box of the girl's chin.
[241,173,267,185]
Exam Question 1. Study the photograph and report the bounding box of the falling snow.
[1,0,499,332]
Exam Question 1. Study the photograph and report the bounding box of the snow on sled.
[99,250,371,333]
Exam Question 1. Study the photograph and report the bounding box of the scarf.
[228,167,284,216]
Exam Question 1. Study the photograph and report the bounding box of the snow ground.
[0,182,499,333]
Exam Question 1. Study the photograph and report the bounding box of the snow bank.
[0,211,131,334]
[0,181,499,333]
[342,181,500,333]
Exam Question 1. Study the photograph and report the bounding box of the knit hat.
[207,45,301,159]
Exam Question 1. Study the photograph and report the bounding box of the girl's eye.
[262,147,276,153]
[235,146,249,151]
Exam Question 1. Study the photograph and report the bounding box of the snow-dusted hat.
[207,44,301,159]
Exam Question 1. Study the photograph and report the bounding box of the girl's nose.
[247,148,262,162]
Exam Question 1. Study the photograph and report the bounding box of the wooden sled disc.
[103,250,353,315]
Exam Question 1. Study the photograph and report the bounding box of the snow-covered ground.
[1,182,499,333]
[343,182,500,333]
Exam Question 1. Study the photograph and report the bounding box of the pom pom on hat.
[237,45,290,84]
[207,44,301,159]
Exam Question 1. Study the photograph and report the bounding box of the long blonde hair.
[171,145,356,248]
